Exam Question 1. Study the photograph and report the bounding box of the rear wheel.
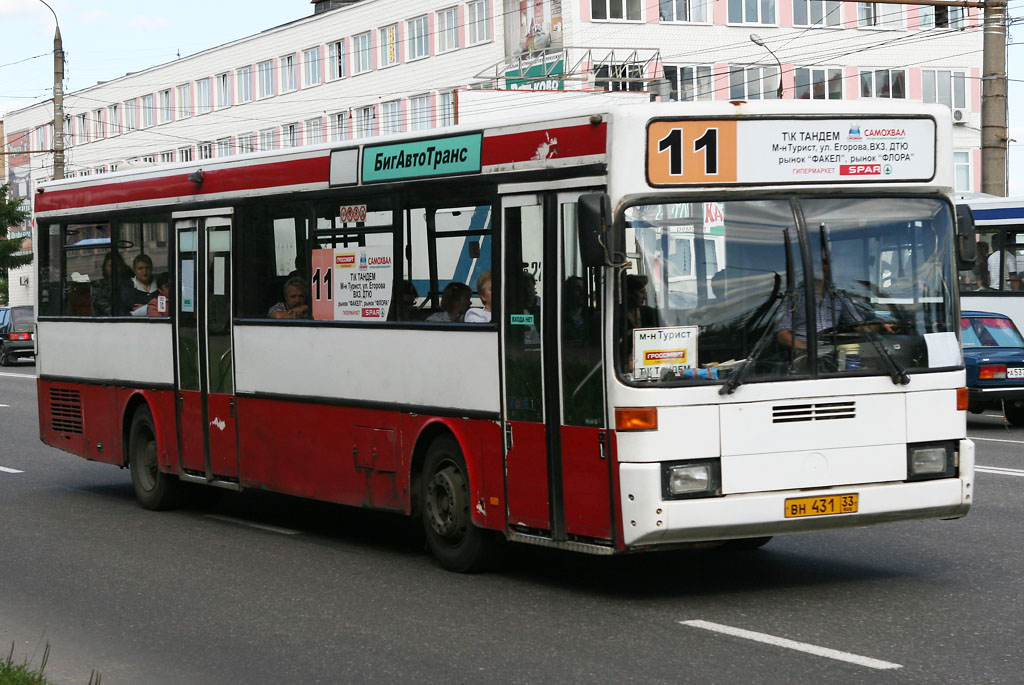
[0,344,9,367]
[128,406,181,510]
[421,436,502,572]
[1005,403,1024,427]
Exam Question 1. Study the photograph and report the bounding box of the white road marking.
[680,620,902,671]
[0,404,9,408]
[0,466,25,474]
[972,436,1024,445]
[0,372,35,379]
[204,514,301,535]
[976,466,1024,477]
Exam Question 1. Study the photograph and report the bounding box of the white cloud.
[124,14,170,32]
[80,9,112,23]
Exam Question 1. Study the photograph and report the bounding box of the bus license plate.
[784,493,858,518]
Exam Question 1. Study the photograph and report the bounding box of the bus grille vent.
[773,401,855,423]
[50,388,84,435]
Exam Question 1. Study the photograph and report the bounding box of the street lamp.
[749,33,784,100]
[37,0,64,179]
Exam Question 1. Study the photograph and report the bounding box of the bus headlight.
[662,459,721,499]
[906,442,956,481]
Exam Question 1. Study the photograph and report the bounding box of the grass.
[1,643,101,685]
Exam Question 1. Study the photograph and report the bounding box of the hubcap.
[425,462,467,541]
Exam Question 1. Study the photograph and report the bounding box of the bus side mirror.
[578,193,613,268]
[955,203,976,270]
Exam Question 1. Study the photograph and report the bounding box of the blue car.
[962,311,1024,425]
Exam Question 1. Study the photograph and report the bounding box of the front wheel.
[421,436,502,572]
[128,406,181,510]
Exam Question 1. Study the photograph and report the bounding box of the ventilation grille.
[773,401,855,423]
[50,388,83,435]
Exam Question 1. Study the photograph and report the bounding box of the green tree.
[1,183,34,304]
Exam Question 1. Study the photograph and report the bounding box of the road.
[2,361,1022,683]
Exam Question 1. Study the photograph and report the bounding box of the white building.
[2,0,984,305]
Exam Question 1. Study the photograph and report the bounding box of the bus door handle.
[598,431,607,460]
[504,423,513,452]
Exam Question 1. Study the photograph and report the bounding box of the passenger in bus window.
[388,280,420,321]
[465,271,493,323]
[91,253,130,316]
[972,241,991,290]
[988,234,1018,291]
[121,254,157,314]
[267,276,311,319]
[426,282,472,322]
[144,273,170,317]
[563,275,596,343]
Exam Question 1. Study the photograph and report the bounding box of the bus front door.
[502,191,612,544]
[174,212,239,481]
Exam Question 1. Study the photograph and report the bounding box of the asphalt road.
[2,361,1022,684]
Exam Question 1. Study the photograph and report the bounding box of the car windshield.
[962,316,1024,348]
[619,197,959,385]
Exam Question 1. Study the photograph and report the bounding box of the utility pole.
[981,0,1008,196]
[53,23,64,180]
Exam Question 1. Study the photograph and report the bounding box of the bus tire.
[128,406,181,511]
[421,436,501,573]
[723,536,773,550]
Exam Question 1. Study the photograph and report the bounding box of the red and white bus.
[34,100,974,571]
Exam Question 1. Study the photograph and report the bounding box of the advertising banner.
[504,0,563,57]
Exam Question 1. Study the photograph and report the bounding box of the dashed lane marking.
[680,620,902,671]
[976,466,1024,478]
[0,372,35,379]
[204,514,302,535]
[1,466,25,474]
[972,436,1024,445]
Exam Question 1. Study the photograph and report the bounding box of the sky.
[0,0,1022,194]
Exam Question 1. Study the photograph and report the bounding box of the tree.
[1,182,33,279]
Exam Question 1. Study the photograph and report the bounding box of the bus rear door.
[174,210,239,481]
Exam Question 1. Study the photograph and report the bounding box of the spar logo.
[643,348,687,365]
[336,254,356,267]
[840,164,882,176]
[362,307,383,318]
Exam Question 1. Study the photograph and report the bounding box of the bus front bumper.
[619,439,974,549]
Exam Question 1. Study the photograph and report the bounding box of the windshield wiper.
[720,228,795,395]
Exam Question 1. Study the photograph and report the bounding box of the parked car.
[962,310,1024,425]
[0,305,35,366]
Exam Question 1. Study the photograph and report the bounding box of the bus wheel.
[421,436,500,573]
[723,536,773,550]
[128,406,181,511]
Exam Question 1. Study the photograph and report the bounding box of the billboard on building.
[504,0,563,58]
[4,130,33,256]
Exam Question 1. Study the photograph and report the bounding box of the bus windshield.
[620,197,958,385]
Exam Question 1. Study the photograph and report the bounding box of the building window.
[124,100,137,131]
[468,1,492,42]
[728,0,775,24]
[281,54,298,92]
[159,151,174,164]
[329,40,347,79]
[141,95,155,127]
[595,63,645,91]
[238,133,256,154]
[920,5,965,28]
[198,142,212,160]
[356,106,375,138]
[176,83,192,119]
[305,118,323,145]
[380,24,400,67]
[922,69,966,109]
[660,0,707,22]
[437,7,459,52]
[196,78,212,114]
[592,0,642,20]
[663,65,713,100]
[216,137,234,157]
[954,151,971,192]
[353,32,372,74]
[330,112,348,141]
[258,60,276,97]
[158,89,173,123]
[858,3,902,28]
[304,47,322,87]
[260,128,277,151]
[283,123,299,147]
[439,91,455,127]
[217,72,232,107]
[92,109,105,140]
[178,146,193,162]
[381,100,402,134]
[107,104,120,135]
[76,114,88,143]
[238,66,253,103]
[859,68,907,98]
[729,65,780,99]
[404,16,428,61]
[794,67,843,99]
[409,95,431,130]
[793,0,841,26]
